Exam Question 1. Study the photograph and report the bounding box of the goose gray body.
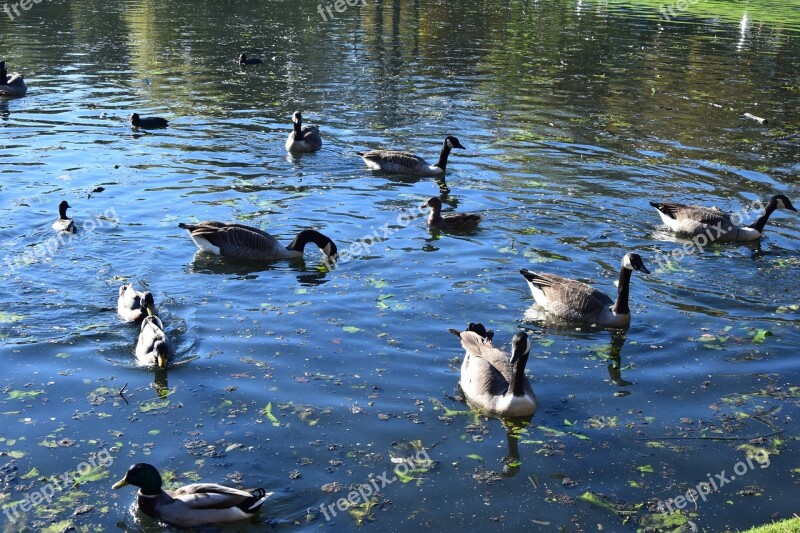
[285,111,321,152]
[520,253,650,328]
[423,197,481,231]
[117,285,155,323]
[357,136,465,176]
[0,62,27,97]
[449,325,537,417]
[113,463,271,528]
[52,201,76,233]
[178,221,337,261]
[650,194,796,242]
[135,315,170,368]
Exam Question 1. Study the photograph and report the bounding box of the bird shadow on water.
[184,251,333,286]
[521,308,633,394]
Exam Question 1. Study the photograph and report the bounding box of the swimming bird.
[238,53,263,65]
[448,324,537,417]
[135,313,170,369]
[285,111,321,152]
[650,194,797,243]
[112,463,271,528]
[0,61,27,97]
[423,197,482,231]
[178,221,337,261]
[52,201,76,233]
[357,136,465,176]
[519,253,650,328]
[129,113,168,129]
[117,285,155,323]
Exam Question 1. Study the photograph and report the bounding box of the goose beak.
[453,140,465,150]
[637,264,651,275]
[111,478,129,489]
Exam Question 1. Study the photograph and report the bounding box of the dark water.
[1,1,799,531]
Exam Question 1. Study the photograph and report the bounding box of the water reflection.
[185,251,333,285]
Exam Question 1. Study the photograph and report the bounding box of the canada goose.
[129,113,168,129]
[423,197,482,231]
[448,324,537,417]
[650,194,797,242]
[117,285,155,323]
[178,221,337,261]
[0,61,27,97]
[135,313,170,369]
[519,253,650,328]
[285,111,322,152]
[52,201,75,233]
[238,53,263,65]
[357,136,465,176]
[112,463,271,528]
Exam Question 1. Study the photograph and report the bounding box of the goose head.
[153,340,169,369]
[292,111,303,125]
[509,331,531,366]
[112,463,162,494]
[770,194,797,212]
[287,229,338,259]
[621,252,650,274]
[445,136,465,150]
[57,200,71,219]
[239,53,247,63]
[129,113,140,127]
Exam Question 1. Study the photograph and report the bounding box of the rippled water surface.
[1,1,799,531]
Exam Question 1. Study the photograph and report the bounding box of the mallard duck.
[519,253,650,328]
[238,53,263,65]
[117,285,155,323]
[52,201,75,233]
[112,463,271,527]
[285,111,322,152]
[129,113,168,130]
[650,194,797,242]
[135,314,170,369]
[423,197,481,231]
[448,324,537,417]
[357,136,465,176]
[178,221,337,261]
[0,61,27,97]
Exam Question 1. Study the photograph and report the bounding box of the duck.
[0,61,27,97]
[238,53,263,65]
[519,252,650,328]
[178,221,337,261]
[135,313,170,369]
[117,285,155,323]
[112,463,271,527]
[129,113,169,130]
[357,135,465,176]
[285,111,322,152]
[448,324,537,417]
[423,197,481,231]
[650,194,797,243]
[52,201,76,233]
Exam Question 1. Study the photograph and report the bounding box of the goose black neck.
[747,201,778,234]
[293,120,303,139]
[0,61,6,82]
[511,354,528,397]
[58,203,69,219]
[435,141,452,171]
[287,230,327,253]
[611,267,633,315]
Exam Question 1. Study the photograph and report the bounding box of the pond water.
[1,0,799,531]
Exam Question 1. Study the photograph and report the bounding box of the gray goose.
[285,111,321,152]
[650,194,796,242]
[423,197,481,231]
[0,61,27,97]
[357,136,465,176]
[519,253,650,328]
[130,113,168,129]
[448,324,537,417]
[52,201,75,233]
[178,221,337,261]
